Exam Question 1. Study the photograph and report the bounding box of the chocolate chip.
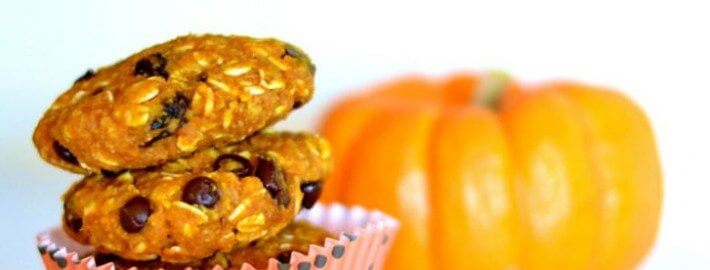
[119,196,152,233]
[276,250,292,263]
[53,141,78,165]
[101,169,126,179]
[213,154,253,177]
[197,72,208,82]
[182,176,221,208]
[67,218,83,233]
[255,156,290,207]
[300,181,323,209]
[64,212,82,233]
[134,53,169,79]
[75,69,95,83]
[283,46,302,59]
[292,100,304,109]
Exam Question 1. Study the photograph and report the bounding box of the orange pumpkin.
[319,72,662,270]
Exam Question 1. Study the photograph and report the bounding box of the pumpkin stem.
[475,70,511,109]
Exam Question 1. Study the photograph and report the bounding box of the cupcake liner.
[37,203,399,270]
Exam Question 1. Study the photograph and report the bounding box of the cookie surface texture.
[62,132,331,262]
[34,34,315,173]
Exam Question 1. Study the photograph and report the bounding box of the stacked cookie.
[94,221,333,269]
[33,34,332,268]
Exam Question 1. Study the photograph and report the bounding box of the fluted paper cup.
[37,203,399,270]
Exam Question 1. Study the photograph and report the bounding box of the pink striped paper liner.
[37,203,399,270]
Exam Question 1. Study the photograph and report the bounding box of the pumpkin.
[318,72,662,270]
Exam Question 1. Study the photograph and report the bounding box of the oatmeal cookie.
[222,220,333,269]
[62,132,330,262]
[34,34,315,173]
[93,221,332,270]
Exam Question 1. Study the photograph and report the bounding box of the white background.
[1,0,708,269]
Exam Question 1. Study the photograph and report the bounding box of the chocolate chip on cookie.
[182,176,221,208]
[119,196,152,233]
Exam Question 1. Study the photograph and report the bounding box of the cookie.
[62,132,331,262]
[34,34,315,173]
[93,221,333,270]
[222,220,333,268]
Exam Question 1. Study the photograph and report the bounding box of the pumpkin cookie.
[62,132,331,262]
[221,220,333,268]
[93,221,333,270]
[34,34,315,173]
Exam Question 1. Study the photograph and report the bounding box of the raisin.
[145,93,190,145]
[164,93,189,119]
[149,118,166,130]
[134,53,169,79]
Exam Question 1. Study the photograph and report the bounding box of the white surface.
[1,0,708,269]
